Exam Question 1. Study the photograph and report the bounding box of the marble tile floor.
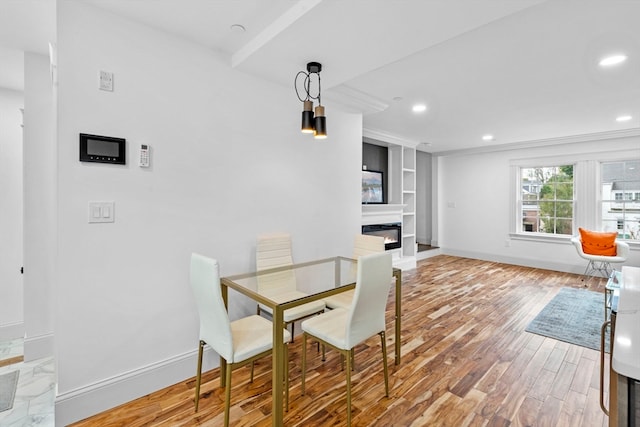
[0,339,55,427]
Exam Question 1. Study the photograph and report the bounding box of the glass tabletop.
[606,270,622,290]
[221,256,359,308]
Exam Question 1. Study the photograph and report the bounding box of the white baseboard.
[394,256,417,271]
[55,346,217,426]
[0,322,24,341]
[417,247,442,261]
[24,332,54,362]
[440,248,585,275]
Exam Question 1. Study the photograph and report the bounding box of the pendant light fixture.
[295,62,327,139]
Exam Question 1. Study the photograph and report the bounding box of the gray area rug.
[0,370,19,412]
[525,287,609,352]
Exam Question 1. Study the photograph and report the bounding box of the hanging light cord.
[294,70,321,104]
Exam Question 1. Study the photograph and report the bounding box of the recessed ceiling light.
[412,104,427,113]
[599,54,627,67]
[230,24,246,33]
[616,115,632,122]
[393,96,403,102]
[482,134,494,141]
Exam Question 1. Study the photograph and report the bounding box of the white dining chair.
[324,234,385,310]
[190,253,292,427]
[256,233,326,339]
[300,251,393,426]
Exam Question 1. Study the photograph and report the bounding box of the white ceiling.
[1,0,639,153]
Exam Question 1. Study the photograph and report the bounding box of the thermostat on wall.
[79,133,126,165]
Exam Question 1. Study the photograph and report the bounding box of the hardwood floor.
[71,255,612,426]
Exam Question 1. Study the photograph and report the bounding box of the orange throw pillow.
[579,228,617,256]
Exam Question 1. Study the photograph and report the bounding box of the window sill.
[509,233,570,245]
[509,232,640,250]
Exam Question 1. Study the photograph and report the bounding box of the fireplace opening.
[362,223,402,250]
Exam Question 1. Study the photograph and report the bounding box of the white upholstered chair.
[190,253,292,427]
[571,235,629,280]
[300,251,393,426]
[323,234,385,310]
[256,233,326,339]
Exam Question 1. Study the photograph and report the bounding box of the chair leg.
[584,260,595,277]
[301,333,307,395]
[583,261,613,286]
[250,361,255,382]
[380,331,389,397]
[194,340,204,412]
[346,349,352,427]
[351,348,355,371]
[220,356,226,388]
[224,361,232,427]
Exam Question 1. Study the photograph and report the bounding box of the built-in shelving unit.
[363,141,417,271]
[401,147,416,260]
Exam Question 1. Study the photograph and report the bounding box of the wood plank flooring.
[71,255,612,426]
[0,355,23,368]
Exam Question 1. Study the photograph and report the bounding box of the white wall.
[23,52,56,360]
[0,87,24,340]
[416,150,432,244]
[436,135,640,271]
[54,2,362,424]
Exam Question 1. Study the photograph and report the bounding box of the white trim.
[578,160,599,230]
[24,332,54,362]
[509,148,640,166]
[55,347,217,425]
[508,231,640,250]
[394,256,417,271]
[231,0,322,68]
[326,85,389,114]
[363,127,419,148]
[509,233,570,244]
[440,247,587,275]
[509,165,518,234]
[433,128,640,157]
[416,247,442,261]
[0,322,24,341]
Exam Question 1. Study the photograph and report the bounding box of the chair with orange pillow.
[571,228,629,281]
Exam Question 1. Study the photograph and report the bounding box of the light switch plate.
[88,201,115,223]
[99,71,114,91]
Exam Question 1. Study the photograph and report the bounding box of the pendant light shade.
[294,62,327,139]
[313,105,327,139]
[301,100,314,133]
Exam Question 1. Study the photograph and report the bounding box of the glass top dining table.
[220,256,402,426]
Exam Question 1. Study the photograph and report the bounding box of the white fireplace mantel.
[362,204,405,225]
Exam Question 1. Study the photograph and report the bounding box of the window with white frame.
[520,165,574,235]
[511,147,639,243]
[601,160,640,240]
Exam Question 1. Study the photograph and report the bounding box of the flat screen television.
[362,170,384,204]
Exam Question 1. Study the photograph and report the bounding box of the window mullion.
[574,160,597,231]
